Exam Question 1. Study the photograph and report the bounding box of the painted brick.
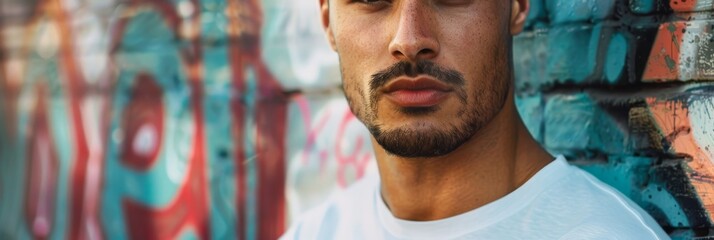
[526,0,548,28]
[629,0,672,14]
[543,93,629,156]
[651,159,713,229]
[546,24,600,84]
[603,31,630,83]
[643,19,714,82]
[644,93,714,224]
[543,23,633,85]
[613,21,662,84]
[545,0,617,24]
[514,29,548,91]
[518,18,714,86]
[670,0,714,12]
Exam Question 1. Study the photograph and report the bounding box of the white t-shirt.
[281,155,670,240]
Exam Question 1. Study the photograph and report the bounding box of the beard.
[342,59,510,158]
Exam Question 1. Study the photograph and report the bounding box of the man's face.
[322,0,527,158]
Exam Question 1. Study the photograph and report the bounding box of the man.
[283,0,669,239]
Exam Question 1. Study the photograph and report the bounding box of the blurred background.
[0,0,713,239]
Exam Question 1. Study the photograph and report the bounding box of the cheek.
[450,24,509,76]
[339,60,369,100]
[438,7,510,63]
[334,16,386,67]
[335,36,381,100]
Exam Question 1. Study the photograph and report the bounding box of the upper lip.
[381,76,453,93]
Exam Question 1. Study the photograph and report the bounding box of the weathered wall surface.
[515,0,714,238]
[0,0,711,239]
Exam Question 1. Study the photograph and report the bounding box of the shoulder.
[281,173,380,240]
[543,162,669,239]
[559,219,669,240]
[280,202,330,240]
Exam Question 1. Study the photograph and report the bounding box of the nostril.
[418,48,435,57]
[390,44,438,60]
[392,50,405,58]
[417,48,436,58]
[391,48,436,61]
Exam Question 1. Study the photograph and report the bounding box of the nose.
[388,1,440,61]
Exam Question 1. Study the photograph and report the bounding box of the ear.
[510,0,529,35]
[320,0,337,51]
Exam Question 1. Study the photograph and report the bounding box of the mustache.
[369,60,465,91]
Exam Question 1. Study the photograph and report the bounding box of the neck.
[373,99,553,221]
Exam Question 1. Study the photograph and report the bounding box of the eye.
[354,0,390,5]
[436,0,473,7]
[348,0,391,11]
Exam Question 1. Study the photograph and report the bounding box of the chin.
[359,117,470,158]
[385,117,449,130]
[396,106,441,115]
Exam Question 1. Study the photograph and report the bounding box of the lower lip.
[384,90,449,107]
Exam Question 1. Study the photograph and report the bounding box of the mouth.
[381,76,452,107]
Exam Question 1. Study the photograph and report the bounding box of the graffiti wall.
[515,0,714,238]
[0,0,711,239]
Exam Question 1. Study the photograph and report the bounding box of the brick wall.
[0,0,711,239]
[514,0,714,238]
